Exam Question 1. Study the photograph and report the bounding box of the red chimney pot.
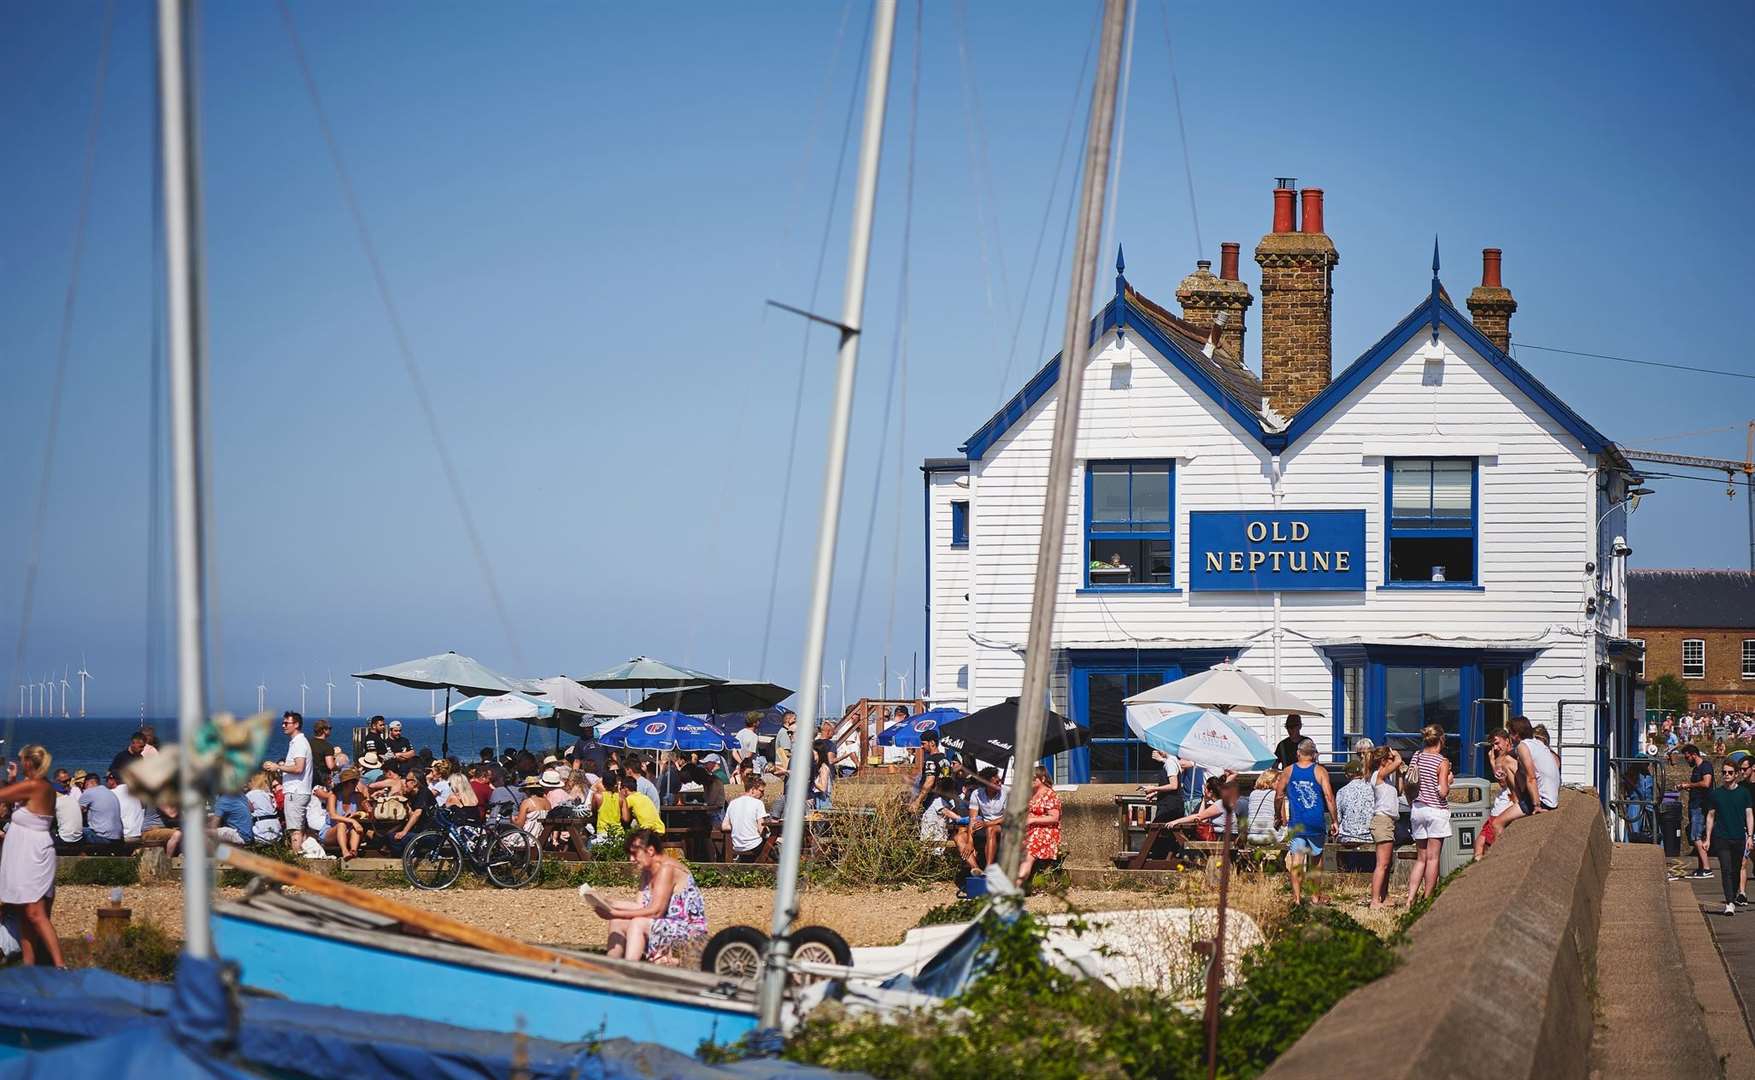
[1272,188,1297,234]
[1300,188,1325,234]
[1219,242,1240,281]
[1481,248,1503,288]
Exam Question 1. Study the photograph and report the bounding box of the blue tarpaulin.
[0,958,858,1080]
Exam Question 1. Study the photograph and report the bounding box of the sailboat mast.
[756,0,899,1029]
[157,0,214,960]
[998,0,1129,882]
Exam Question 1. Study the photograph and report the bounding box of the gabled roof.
[956,264,1616,463]
[1278,287,1614,455]
[1628,570,1755,630]
[961,276,1267,461]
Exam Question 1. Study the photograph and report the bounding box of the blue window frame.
[1083,460,1173,589]
[1328,645,1529,775]
[1385,457,1477,586]
[950,500,969,548]
[1067,649,1230,782]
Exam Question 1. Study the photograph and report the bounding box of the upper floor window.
[1085,461,1173,589]
[1682,638,1705,679]
[1386,458,1476,586]
[950,500,969,548]
[1632,639,1645,679]
[1742,639,1755,680]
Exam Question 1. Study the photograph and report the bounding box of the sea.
[0,716,571,779]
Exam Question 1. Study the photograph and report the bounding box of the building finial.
[1429,235,1443,343]
[1431,235,1441,279]
[1116,243,1126,275]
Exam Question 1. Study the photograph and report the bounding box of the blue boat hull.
[213,901,758,1053]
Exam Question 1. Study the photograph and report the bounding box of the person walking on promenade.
[1706,760,1754,916]
[1275,739,1337,906]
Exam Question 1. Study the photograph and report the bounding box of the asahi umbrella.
[1124,700,1277,772]
[355,650,528,757]
[938,698,1088,765]
[575,656,727,690]
[635,680,792,714]
[1123,660,1325,717]
[877,708,966,747]
[597,711,732,753]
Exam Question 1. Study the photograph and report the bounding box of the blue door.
[1067,651,1229,783]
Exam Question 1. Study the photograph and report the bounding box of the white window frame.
[1682,638,1705,680]
[1632,639,1644,679]
[1743,638,1755,680]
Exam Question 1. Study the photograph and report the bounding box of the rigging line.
[276,1,525,669]
[951,0,1018,391]
[1512,342,1755,382]
[1099,0,1138,266]
[1627,423,1745,446]
[993,7,1099,413]
[7,0,115,737]
[883,0,924,703]
[147,30,167,720]
[843,0,923,674]
[757,10,875,680]
[680,0,855,674]
[1160,0,1202,260]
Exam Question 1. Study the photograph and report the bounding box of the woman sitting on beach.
[443,772,482,824]
[587,828,707,963]
[317,770,368,860]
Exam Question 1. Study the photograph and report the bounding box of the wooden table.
[660,805,719,861]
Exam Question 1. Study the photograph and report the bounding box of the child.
[1274,738,1337,905]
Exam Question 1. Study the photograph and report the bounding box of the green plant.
[811,792,959,889]
[59,859,139,887]
[1216,905,1398,1076]
[916,898,982,927]
[86,921,180,982]
[1645,674,1688,718]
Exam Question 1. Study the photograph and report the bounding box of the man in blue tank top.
[1273,738,1338,905]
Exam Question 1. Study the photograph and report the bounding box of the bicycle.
[401,806,541,890]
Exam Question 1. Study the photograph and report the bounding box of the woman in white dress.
[0,745,64,967]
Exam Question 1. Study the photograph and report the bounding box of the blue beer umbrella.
[597,711,732,753]
[877,708,966,747]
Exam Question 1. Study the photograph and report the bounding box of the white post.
[757,0,898,1029]
[158,0,213,960]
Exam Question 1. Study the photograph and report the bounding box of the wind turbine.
[256,678,266,715]
[299,674,309,716]
[60,668,71,719]
[76,658,91,718]
[354,680,363,718]
[325,671,335,721]
[894,672,909,701]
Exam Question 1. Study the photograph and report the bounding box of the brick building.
[1628,569,1755,712]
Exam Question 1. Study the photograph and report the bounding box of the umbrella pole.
[1204,804,1232,1080]
[442,685,450,759]
[494,717,500,756]
[522,721,531,750]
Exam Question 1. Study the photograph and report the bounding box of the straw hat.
[70,770,90,785]
[359,752,384,770]
[539,768,563,789]
[520,775,546,791]
[337,768,361,784]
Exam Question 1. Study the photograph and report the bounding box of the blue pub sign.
[1188,510,1366,591]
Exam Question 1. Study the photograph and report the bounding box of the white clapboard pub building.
[922,182,1643,789]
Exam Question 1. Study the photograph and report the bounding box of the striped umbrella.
[1124,700,1277,772]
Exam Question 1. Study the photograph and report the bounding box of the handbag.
[372,794,409,823]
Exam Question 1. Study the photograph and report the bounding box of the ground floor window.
[1066,649,1233,783]
[1328,646,1529,775]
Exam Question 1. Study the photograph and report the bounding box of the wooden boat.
[209,847,759,1052]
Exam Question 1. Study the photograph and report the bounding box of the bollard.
[94,887,131,947]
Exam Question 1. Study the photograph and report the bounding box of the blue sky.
[3,1,1752,717]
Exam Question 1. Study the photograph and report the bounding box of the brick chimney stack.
[1465,248,1517,353]
[1255,180,1338,416]
[1175,241,1253,361]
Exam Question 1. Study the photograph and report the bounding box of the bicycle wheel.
[484,826,541,889]
[403,830,463,891]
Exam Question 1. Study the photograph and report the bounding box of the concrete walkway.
[1592,846,1723,1078]
[1663,874,1755,1074]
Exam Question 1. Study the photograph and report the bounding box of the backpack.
[372,794,409,823]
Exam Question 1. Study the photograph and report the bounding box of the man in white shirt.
[967,767,1008,868]
[723,777,772,863]
[54,776,84,847]
[263,711,314,851]
[109,775,146,840]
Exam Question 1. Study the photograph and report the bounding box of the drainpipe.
[1271,454,1284,702]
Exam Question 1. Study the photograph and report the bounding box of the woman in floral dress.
[1017,765,1062,887]
[590,828,707,963]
